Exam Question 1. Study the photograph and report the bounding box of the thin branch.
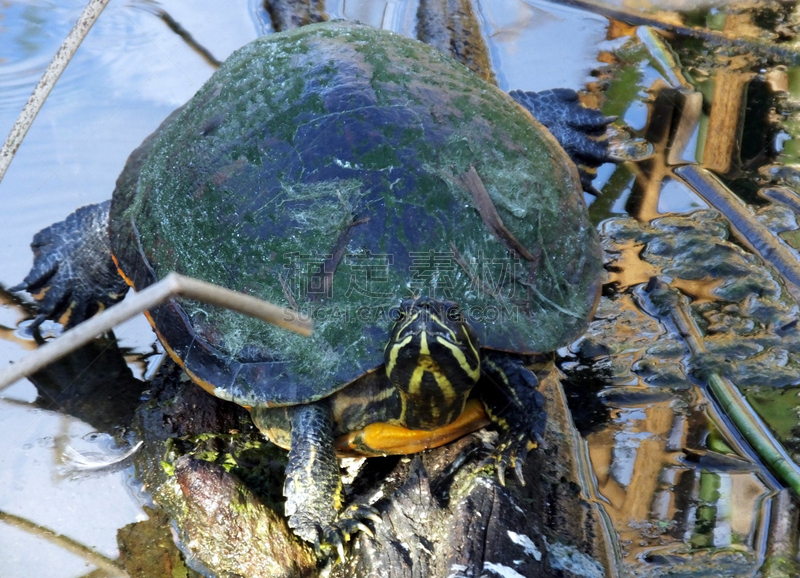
[552,0,800,64]
[675,165,800,299]
[155,8,221,67]
[0,0,112,185]
[134,4,221,68]
[0,272,312,391]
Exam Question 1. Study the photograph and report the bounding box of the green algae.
[111,21,601,403]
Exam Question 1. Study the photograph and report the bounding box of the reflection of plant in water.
[690,471,723,549]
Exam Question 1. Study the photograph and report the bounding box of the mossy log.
[125,359,611,578]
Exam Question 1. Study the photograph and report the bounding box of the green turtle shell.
[109,21,602,407]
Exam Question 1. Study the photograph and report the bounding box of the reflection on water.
[2,0,800,576]
[587,398,768,566]
[562,2,800,575]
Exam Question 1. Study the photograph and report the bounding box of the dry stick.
[636,26,692,90]
[263,0,327,33]
[152,8,221,68]
[764,490,799,572]
[0,0,112,185]
[416,0,495,84]
[552,0,800,64]
[0,273,312,391]
[759,186,800,216]
[0,510,129,578]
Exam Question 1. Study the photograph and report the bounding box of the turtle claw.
[489,431,534,487]
[338,503,381,539]
[477,353,547,487]
[496,458,507,487]
[283,404,381,561]
[509,88,615,167]
[305,503,381,561]
[363,509,383,526]
[310,525,343,560]
[31,313,48,330]
[318,529,346,562]
[8,282,30,294]
[355,521,375,539]
[514,456,525,484]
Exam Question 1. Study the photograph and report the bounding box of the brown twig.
[0,0,112,185]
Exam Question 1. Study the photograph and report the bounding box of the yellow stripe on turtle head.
[434,335,481,382]
[385,333,414,377]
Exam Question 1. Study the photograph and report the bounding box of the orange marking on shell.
[111,253,136,289]
[132,279,251,407]
[142,309,217,398]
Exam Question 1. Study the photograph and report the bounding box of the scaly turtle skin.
[13,21,607,553]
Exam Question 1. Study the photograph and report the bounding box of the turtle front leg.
[11,200,129,328]
[476,352,547,486]
[284,402,378,558]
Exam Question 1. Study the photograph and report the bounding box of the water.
[1,0,799,576]
[0,3,263,576]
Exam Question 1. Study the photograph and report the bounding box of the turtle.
[12,21,607,553]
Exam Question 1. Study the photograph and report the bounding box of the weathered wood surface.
[122,358,612,578]
[416,0,495,83]
[20,312,612,577]
[263,0,326,32]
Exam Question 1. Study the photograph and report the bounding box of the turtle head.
[384,298,481,426]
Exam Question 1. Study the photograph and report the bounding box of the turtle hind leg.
[284,402,379,559]
[510,88,616,195]
[476,352,547,486]
[11,200,129,329]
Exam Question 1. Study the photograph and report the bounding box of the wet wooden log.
[416,0,495,83]
[129,359,612,577]
[174,457,317,578]
[263,0,326,32]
